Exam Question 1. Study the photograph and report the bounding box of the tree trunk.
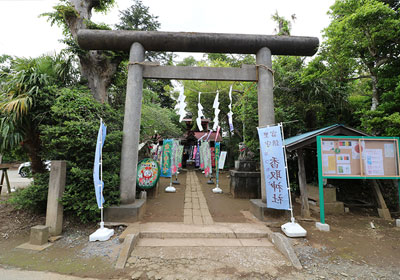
[80,51,121,103]
[67,0,121,103]
[297,149,311,218]
[370,73,379,111]
[22,133,45,174]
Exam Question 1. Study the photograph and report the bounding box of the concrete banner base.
[104,199,146,223]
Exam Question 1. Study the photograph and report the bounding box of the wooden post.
[0,167,12,195]
[371,180,391,220]
[297,149,311,218]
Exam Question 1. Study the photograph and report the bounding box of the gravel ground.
[125,246,292,280]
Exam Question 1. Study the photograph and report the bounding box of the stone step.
[119,222,271,241]
[137,238,274,247]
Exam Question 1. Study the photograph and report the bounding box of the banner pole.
[100,118,104,228]
[280,122,295,222]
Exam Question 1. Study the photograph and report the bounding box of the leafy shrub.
[11,87,123,223]
[10,173,49,213]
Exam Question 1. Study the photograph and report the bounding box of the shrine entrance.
[77,29,319,222]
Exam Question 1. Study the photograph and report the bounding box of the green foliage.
[141,99,184,141]
[41,2,78,36]
[85,20,112,30]
[0,54,77,173]
[10,173,49,213]
[115,0,160,31]
[323,0,400,109]
[235,83,259,156]
[271,12,296,36]
[40,87,122,222]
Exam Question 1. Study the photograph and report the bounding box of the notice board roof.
[284,124,369,152]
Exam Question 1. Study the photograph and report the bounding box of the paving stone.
[193,215,203,225]
[184,209,193,216]
[193,209,202,216]
[203,216,214,225]
[184,202,192,209]
[184,215,193,224]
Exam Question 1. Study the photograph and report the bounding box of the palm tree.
[0,54,76,173]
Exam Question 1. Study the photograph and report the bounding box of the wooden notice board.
[317,136,400,179]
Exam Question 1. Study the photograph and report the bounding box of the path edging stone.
[268,232,302,270]
[115,233,139,269]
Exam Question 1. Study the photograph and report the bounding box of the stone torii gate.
[77,30,318,221]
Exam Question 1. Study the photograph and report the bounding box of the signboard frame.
[317,135,400,224]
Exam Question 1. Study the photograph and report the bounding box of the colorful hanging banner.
[177,145,184,169]
[160,139,173,178]
[137,158,160,189]
[211,147,215,167]
[257,125,290,210]
[200,142,205,170]
[195,143,200,167]
[203,141,212,177]
[171,139,180,175]
[215,142,221,184]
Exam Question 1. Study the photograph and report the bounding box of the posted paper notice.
[364,149,384,175]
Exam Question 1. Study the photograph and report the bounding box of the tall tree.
[323,0,400,110]
[0,54,76,173]
[43,0,168,104]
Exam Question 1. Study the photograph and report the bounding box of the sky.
[0,0,335,60]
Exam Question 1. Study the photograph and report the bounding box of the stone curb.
[115,233,139,269]
[268,232,302,270]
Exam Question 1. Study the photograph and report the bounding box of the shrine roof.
[284,124,368,152]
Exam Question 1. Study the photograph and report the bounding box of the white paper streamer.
[227,85,234,132]
[212,90,220,131]
[174,87,188,122]
[196,92,204,131]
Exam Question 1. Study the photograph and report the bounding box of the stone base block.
[396,219,400,227]
[104,199,146,223]
[324,202,344,214]
[235,160,257,171]
[17,242,53,251]
[250,199,289,222]
[307,185,337,203]
[316,222,330,232]
[377,208,391,220]
[30,225,49,246]
[230,170,261,199]
[310,202,344,215]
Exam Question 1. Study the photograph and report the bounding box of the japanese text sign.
[257,125,290,210]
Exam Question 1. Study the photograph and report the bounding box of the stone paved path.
[184,171,214,225]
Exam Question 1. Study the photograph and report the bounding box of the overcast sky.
[0,0,335,59]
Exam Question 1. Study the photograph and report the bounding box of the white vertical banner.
[219,151,227,169]
[257,125,290,210]
[196,92,204,131]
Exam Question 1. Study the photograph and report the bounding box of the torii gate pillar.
[120,42,145,204]
[256,47,274,202]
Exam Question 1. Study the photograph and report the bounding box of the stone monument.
[230,142,261,198]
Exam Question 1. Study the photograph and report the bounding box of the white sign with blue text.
[257,125,290,210]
